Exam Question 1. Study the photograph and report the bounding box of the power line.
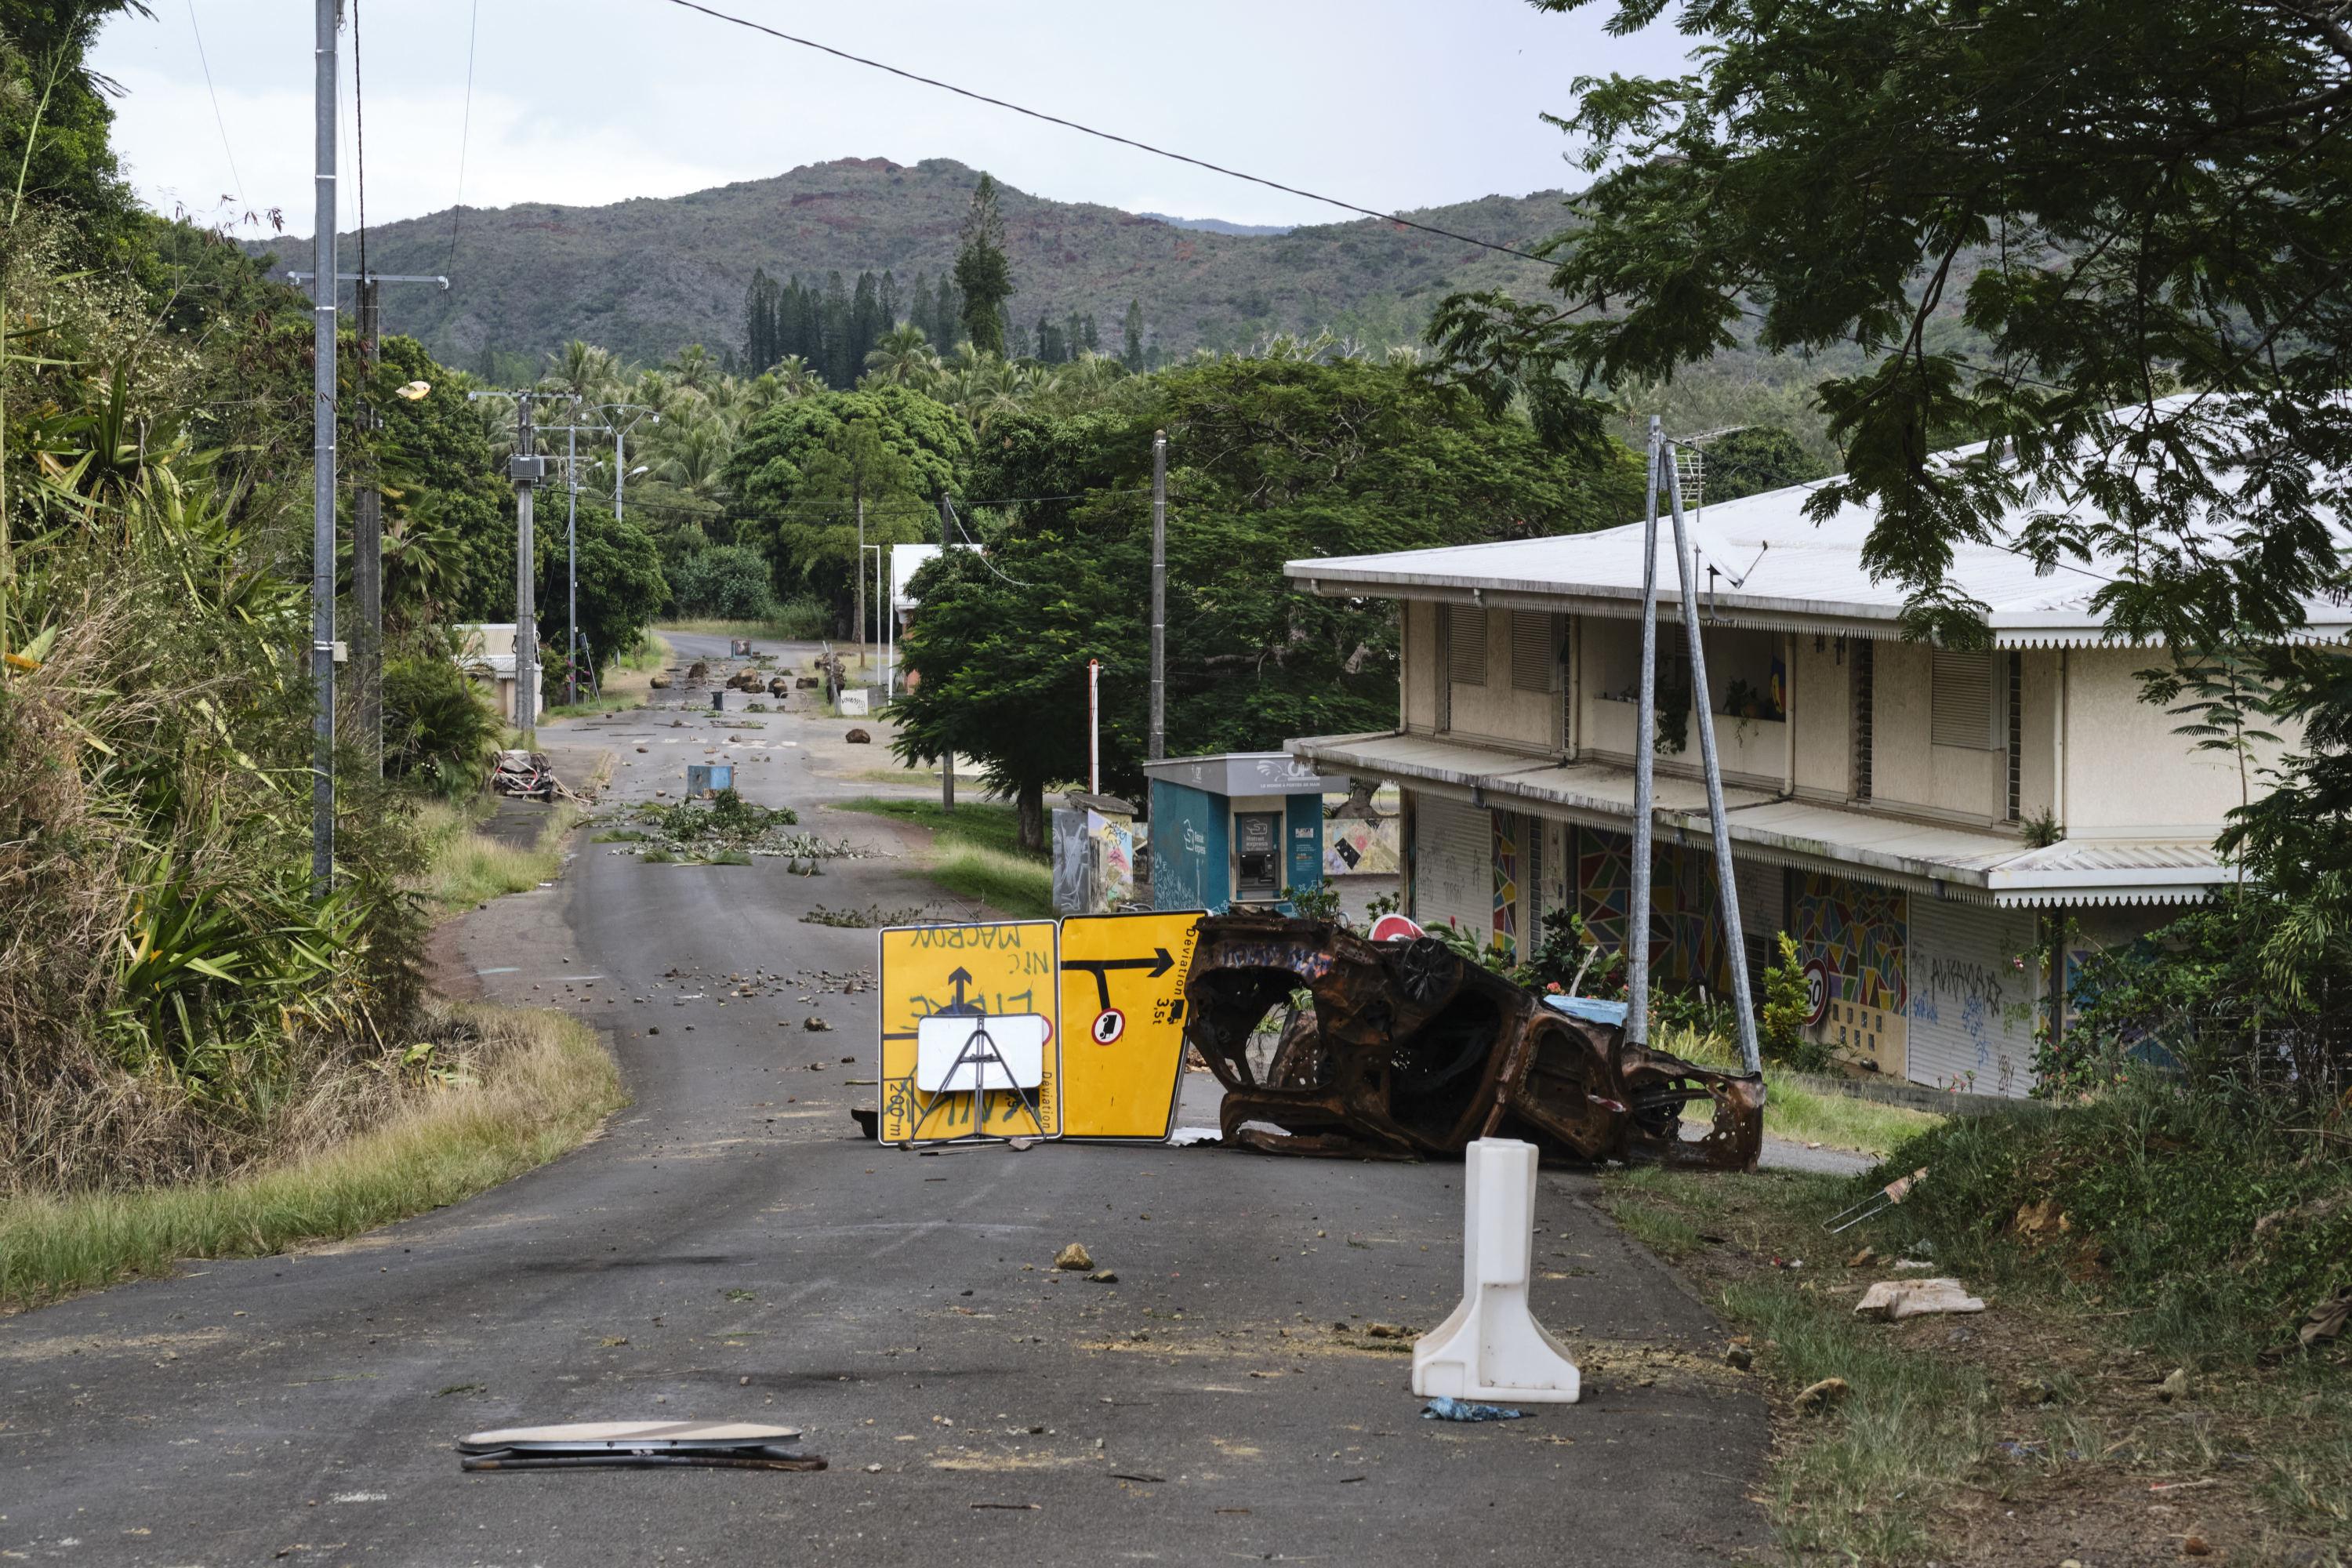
[651,0,1554,265]
[183,0,243,205]
[448,0,480,274]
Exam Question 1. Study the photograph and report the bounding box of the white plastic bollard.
[1410,1138,1581,1403]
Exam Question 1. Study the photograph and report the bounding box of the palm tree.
[542,339,619,401]
[650,417,731,504]
[862,323,942,388]
[767,355,826,398]
[666,343,718,392]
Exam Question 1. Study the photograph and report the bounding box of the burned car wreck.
[1181,912,1764,1170]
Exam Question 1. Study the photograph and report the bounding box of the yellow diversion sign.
[1057,911,1201,1141]
[877,920,1062,1145]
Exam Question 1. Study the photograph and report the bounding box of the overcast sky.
[92,1,1691,238]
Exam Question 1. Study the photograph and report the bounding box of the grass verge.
[829,797,1053,918]
[0,1004,626,1313]
[1598,1080,2352,1564]
[1659,1025,1947,1156]
[413,797,585,915]
[541,691,644,720]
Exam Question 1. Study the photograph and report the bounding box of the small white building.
[1281,442,2340,1096]
[454,622,540,723]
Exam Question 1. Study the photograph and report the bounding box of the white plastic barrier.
[1410,1138,1581,1403]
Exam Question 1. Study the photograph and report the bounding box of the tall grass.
[412,797,583,913]
[1659,1023,1946,1156]
[0,1004,624,1312]
[931,843,1054,919]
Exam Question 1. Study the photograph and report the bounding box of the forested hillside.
[258,157,1561,374]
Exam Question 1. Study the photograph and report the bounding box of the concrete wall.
[2059,648,2290,834]
[1403,600,1441,732]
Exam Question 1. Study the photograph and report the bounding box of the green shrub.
[668,543,779,621]
[383,653,500,791]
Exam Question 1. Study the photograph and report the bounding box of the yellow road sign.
[1058,911,1202,1140]
[877,920,1061,1144]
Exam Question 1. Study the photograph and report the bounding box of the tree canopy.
[724,384,973,626]
[892,358,1644,845]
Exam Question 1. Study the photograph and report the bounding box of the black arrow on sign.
[1064,949,1175,1011]
[942,966,982,1014]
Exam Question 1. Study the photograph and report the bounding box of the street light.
[593,405,659,523]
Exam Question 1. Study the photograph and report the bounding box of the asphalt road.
[2,637,1772,1567]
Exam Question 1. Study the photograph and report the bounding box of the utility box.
[1052,792,1139,915]
[1142,753,1338,913]
[685,763,733,798]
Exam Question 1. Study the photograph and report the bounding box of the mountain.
[258,158,1563,372]
[1136,212,1296,238]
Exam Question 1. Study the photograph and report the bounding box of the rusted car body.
[1181,912,1763,1170]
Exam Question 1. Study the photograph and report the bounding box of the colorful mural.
[1790,873,1907,1011]
[1572,826,1732,992]
[1491,810,1521,956]
[1790,871,1910,1073]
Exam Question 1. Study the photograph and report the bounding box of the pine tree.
[849,271,885,379]
[821,271,853,387]
[931,278,964,350]
[953,172,1011,356]
[1005,310,1032,360]
[878,269,902,328]
[1121,299,1144,372]
[1035,311,1059,364]
[1080,313,1099,354]
[908,273,934,344]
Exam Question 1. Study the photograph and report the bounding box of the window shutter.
[1510,612,1554,692]
[1931,648,1995,749]
[1449,605,1489,686]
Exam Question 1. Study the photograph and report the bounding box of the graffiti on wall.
[1790,872,1909,1073]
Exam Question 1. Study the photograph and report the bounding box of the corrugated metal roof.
[1285,403,2350,647]
[1290,730,2230,907]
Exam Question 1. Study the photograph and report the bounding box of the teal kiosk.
[1142,751,1338,913]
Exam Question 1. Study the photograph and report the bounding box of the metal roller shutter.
[1412,793,1490,943]
[1905,897,2040,1097]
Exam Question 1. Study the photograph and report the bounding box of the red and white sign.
[1369,913,1426,944]
[1802,958,1835,1027]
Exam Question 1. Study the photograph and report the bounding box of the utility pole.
[285,264,450,780]
[515,397,539,743]
[308,0,338,897]
[1628,417,1662,1045]
[938,491,955,815]
[598,403,658,523]
[565,401,579,706]
[1149,429,1167,762]
[855,481,867,668]
[353,279,380,775]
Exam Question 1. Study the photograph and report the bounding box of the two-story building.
[1282,469,2339,1096]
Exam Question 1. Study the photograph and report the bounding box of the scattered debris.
[1420,1397,1526,1422]
[1825,1168,1929,1235]
[1845,1247,1878,1269]
[845,728,872,744]
[1795,1377,1849,1414]
[456,1421,824,1472]
[1087,1269,1119,1284]
[490,749,568,801]
[1723,1345,1754,1370]
[1854,1278,1987,1321]
[2015,1376,2057,1406]
[2264,1290,2352,1364]
[606,791,857,866]
[1179,913,1762,1167]
[800,903,931,928]
[1054,1243,1094,1272]
[2183,1534,2213,1556]
[1364,1322,1406,1339]
[803,1018,833,1033]
[2158,1367,2190,1402]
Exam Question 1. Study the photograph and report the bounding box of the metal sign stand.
[1631,419,1765,1076]
[906,1011,1048,1142]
